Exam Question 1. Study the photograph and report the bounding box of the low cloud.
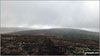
[1,1,99,32]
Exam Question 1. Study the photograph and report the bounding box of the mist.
[1,1,99,32]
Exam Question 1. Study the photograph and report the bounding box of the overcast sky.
[1,1,99,32]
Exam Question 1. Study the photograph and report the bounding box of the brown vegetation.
[1,34,99,55]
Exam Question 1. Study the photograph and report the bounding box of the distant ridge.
[0,27,31,34]
[2,28,99,40]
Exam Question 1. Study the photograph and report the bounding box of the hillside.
[1,28,99,55]
[4,28,99,40]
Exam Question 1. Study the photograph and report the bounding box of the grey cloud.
[1,1,99,32]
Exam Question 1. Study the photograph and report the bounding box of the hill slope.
[4,28,99,40]
[1,28,99,55]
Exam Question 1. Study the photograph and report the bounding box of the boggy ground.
[1,34,99,55]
